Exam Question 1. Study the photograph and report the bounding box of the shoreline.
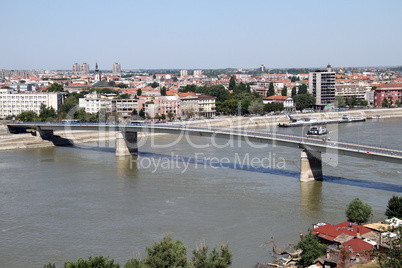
[1,108,402,152]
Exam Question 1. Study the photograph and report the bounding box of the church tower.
[94,62,101,82]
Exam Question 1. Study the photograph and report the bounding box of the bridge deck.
[6,122,402,164]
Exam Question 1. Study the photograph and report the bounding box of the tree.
[167,112,174,121]
[124,258,144,268]
[17,110,37,122]
[144,233,189,268]
[293,94,315,110]
[192,242,232,268]
[160,86,167,96]
[345,197,372,224]
[172,76,178,82]
[138,109,145,119]
[64,256,119,268]
[117,83,128,89]
[149,82,159,88]
[295,232,328,267]
[376,226,402,268]
[298,84,308,95]
[291,87,297,98]
[267,82,275,97]
[395,100,401,107]
[385,195,402,219]
[39,103,56,121]
[228,76,236,92]
[248,99,264,114]
[44,82,64,92]
[281,86,287,97]
[161,114,166,120]
[108,81,116,87]
[137,88,142,97]
[335,96,346,108]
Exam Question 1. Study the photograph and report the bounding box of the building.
[309,64,336,106]
[72,63,80,73]
[80,63,90,75]
[180,70,188,77]
[193,70,203,77]
[111,99,139,119]
[374,83,402,107]
[197,94,216,118]
[112,63,121,74]
[78,92,111,114]
[0,88,65,118]
[178,92,199,119]
[263,95,295,112]
[260,64,266,73]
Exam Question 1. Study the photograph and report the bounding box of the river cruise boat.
[307,126,328,135]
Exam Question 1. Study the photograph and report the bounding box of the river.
[1,118,401,267]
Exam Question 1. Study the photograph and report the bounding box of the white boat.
[307,126,328,135]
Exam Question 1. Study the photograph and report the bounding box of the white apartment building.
[78,92,111,114]
[197,94,216,118]
[180,70,188,77]
[72,63,80,73]
[0,88,65,118]
[80,63,90,74]
[112,63,121,74]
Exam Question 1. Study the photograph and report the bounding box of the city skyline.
[1,0,401,70]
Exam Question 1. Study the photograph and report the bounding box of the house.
[263,95,295,112]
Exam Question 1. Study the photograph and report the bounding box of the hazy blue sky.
[1,0,401,70]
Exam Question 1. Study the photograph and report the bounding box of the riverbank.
[189,107,402,128]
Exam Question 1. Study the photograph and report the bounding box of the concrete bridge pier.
[36,127,73,146]
[37,128,54,140]
[300,149,323,182]
[116,131,138,156]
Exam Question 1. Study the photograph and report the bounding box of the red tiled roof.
[312,221,373,243]
[342,238,374,253]
[263,95,289,100]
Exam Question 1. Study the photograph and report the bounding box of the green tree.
[298,84,308,95]
[108,81,116,87]
[160,86,167,96]
[295,232,328,267]
[119,93,131,99]
[161,114,166,120]
[172,76,178,82]
[385,195,402,219]
[293,94,315,110]
[144,233,189,268]
[117,83,128,89]
[149,82,159,88]
[228,76,236,92]
[17,110,37,122]
[39,103,56,121]
[335,96,346,108]
[64,256,119,268]
[124,258,144,268]
[281,86,287,97]
[395,100,401,107]
[291,87,297,98]
[137,88,142,97]
[192,242,232,268]
[59,95,79,116]
[376,226,402,268]
[44,82,64,92]
[345,197,373,224]
[138,109,145,119]
[43,263,56,268]
[167,112,174,121]
[267,82,275,97]
[248,99,264,114]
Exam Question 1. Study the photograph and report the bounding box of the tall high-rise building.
[193,70,202,76]
[112,62,121,74]
[180,70,188,77]
[308,64,336,106]
[72,63,80,73]
[80,63,90,74]
[260,64,266,73]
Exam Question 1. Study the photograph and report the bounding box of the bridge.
[6,122,402,182]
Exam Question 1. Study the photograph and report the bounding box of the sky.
[1,0,401,70]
